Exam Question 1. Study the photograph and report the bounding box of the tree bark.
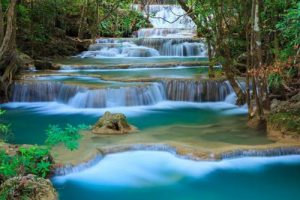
[0,0,4,44]
[0,0,18,60]
[249,0,266,125]
[0,0,19,103]
[78,0,88,39]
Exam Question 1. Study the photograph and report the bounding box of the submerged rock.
[92,112,137,135]
[0,174,57,200]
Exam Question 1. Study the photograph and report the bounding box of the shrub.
[0,146,52,184]
[0,109,11,141]
[45,124,89,151]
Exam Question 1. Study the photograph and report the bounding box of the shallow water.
[53,151,300,200]
[2,101,264,146]
[55,56,207,67]
[57,66,208,80]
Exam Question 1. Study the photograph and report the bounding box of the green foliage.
[0,146,52,182]
[13,0,149,58]
[268,72,283,89]
[0,109,10,141]
[269,112,300,133]
[45,124,88,151]
[99,10,148,37]
[276,2,300,60]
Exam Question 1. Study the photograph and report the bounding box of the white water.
[133,4,196,38]
[80,38,207,58]
[2,100,247,117]
[11,80,233,108]
[78,4,206,58]
[53,151,300,187]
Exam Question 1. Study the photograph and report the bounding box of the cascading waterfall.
[133,4,196,37]
[11,82,84,103]
[163,80,233,102]
[80,38,206,58]
[11,80,233,108]
[79,4,207,58]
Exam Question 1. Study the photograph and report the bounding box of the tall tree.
[0,0,20,103]
[0,0,4,44]
[178,0,246,104]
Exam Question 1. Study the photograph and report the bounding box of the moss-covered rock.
[0,174,57,200]
[267,93,300,139]
[92,112,137,135]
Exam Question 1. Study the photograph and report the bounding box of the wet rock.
[34,60,59,70]
[0,174,57,200]
[19,52,34,69]
[92,112,137,135]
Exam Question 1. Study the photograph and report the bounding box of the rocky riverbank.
[267,92,300,139]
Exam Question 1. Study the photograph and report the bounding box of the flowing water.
[53,152,300,200]
[1,4,299,200]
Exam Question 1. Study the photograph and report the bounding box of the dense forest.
[0,0,299,199]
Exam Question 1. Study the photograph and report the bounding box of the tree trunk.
[0,0,19,103]
[0,0,18,59]
[78,0,88,39]
[0,0,4,44]
[249,0,266,125]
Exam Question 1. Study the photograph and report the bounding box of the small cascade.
[220,147,300,159]
[79,4,207,58]
[134,4,196,37]
[137,28,196,38]
[11,80,233,108]
[68,83,166,108]
[162,80,233,102]
[82,40,160,58]
[11,82,84,103]
[81,38,206,58]
[55,155,103,176]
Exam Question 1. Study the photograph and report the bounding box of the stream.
[1,4,300,200]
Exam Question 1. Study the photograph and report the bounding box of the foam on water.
[2,100,245,117]
[52,151,300,187]
[58,65,202,73]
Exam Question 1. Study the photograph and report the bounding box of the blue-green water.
[2,102,255,145]
[55,57,208,67]
[57,66,208,80]
[53,151,300,200]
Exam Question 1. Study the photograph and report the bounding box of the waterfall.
[11,80,233,108]
[68,83,166,108]
[11,82,84,103]
[81,38,207,58]
[133,4,196,38]
[78,4,207,58]
[162,80,233,102]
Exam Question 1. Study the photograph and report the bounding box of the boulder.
[18,52,34,69]
[34,60,60,70]
[0,174,57,200]
[92,112,137,135]
[291,92,300,102]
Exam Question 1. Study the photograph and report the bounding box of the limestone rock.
[92,112,137,135]
[34,60,59,70]
[291,92,300,102]
[270,98,300,114]
[0,174,57,200]
[18,52,34,69]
